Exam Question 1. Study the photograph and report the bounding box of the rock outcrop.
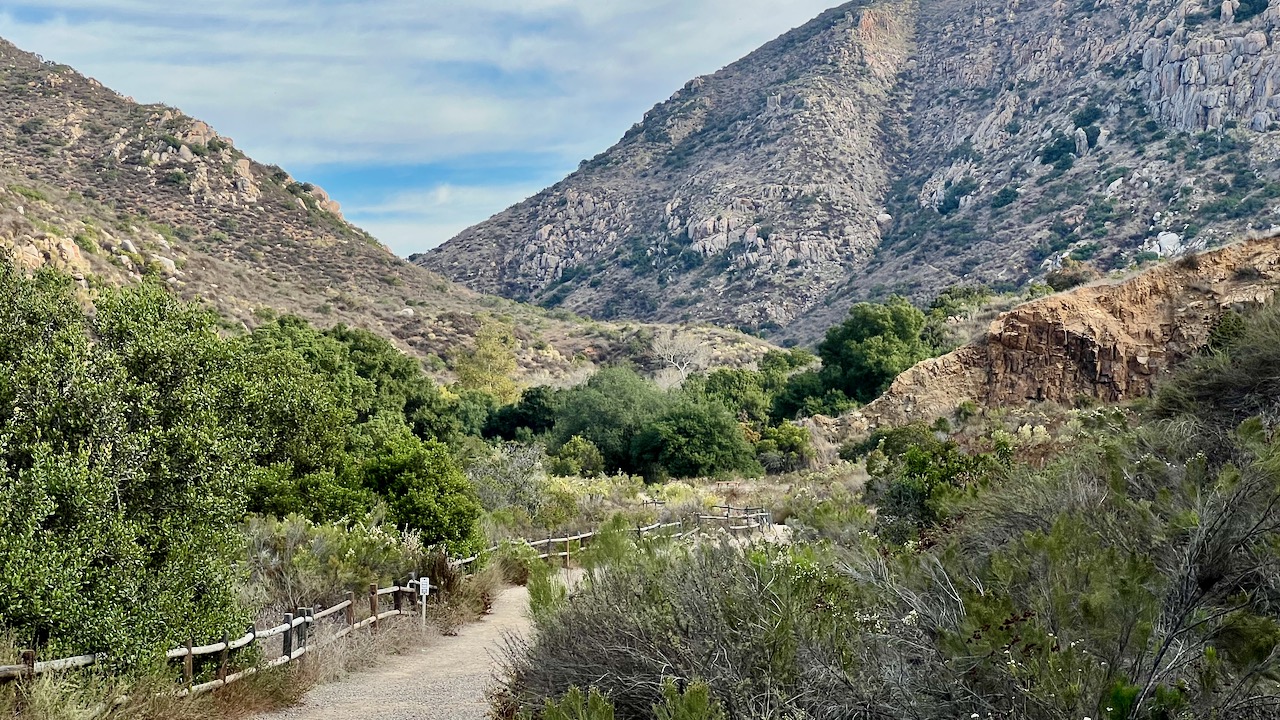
[853,232,1280,431]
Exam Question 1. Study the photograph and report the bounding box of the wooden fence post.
[296,607,309,658]
[345,591,355,630]
[564,536,571,570]
[218,631,230,682]
[369,583,379,633]
[408,573,418,613]
[20,649,34,681]
[184,639,194,690]
[282,613,293,658]
[393,583,403,614]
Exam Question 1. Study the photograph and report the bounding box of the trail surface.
[258,585,531,720]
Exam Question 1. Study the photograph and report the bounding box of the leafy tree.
[486,385,561,441]
[453,321,520,404]
[753,422,813,474]
[350,418,481,554]
[817,296,930,403]
[0,271,249,661]
[324,324,463,443]
[549,435,606,478]
[0,263,487,661]
[702,368,771,422]
[771,370,854,421]
[632,399,762,480]
[552,367,671,474]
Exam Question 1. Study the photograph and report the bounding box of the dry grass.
[428,565,504,636]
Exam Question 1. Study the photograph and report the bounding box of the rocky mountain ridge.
[0,39,774,380]
[420,0,1280,344]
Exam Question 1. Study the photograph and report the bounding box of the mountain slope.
[419,2,913,334]
[421,0,1280,343]
[0,39,774,378]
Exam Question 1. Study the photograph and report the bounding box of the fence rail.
[2,504,774,697]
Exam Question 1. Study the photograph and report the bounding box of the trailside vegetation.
[498,300,1280,720]
[0,264,481,664]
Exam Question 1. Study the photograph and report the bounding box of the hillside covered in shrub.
[498,300,1280,720]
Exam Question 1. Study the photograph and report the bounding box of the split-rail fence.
[0,506,773,699]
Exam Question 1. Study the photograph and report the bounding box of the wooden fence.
[0,506,773,698]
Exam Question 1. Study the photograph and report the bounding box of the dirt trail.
[258,585,532,720]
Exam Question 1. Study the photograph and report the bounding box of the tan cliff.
[823,233,1280,438]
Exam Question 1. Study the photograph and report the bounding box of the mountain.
[0,39,773,379]
[419,0,1280,343]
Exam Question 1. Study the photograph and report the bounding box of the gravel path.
[258,585,531,720]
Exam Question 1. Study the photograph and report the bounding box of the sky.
[0,1,838,256]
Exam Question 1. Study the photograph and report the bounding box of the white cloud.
[1,1,839,165]
[0,0,843,252]
[344,183,548,254]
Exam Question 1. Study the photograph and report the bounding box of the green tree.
[486,385,561,440]
[0,271,249,661]
[632,399,762,480]
[351,418,481,554]
[453,321,520,404]
[325,324,462,443]
[818,296,930,403]
[552,367,670,474]
[549,435,606,478]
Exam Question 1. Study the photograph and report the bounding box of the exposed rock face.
[420,2,915,330]
[853,233,1280,431]
[422,0,1280,344]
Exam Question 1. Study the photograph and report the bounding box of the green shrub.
[990,184,1019,209]
[631,399,762,480]
[1040,133,1078,168]
[655,679,726,720]
[817,296,931,403]
[517,687,615,720]
[754,422,813,473]
[549,435,606,478]
[0,270,250,663]
[1045,259,1099,291]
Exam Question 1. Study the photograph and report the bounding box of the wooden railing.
[1,506,773,697]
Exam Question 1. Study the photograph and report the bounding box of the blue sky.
[0,1,837,255]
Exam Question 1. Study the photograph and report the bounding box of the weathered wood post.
[15,649,35,712]
[564,536,571,570]
[296,607,309,659]
[282,612,294,658]
[369,583,379,633]
[408,573,418,613]
[20,649,34,681]
[218,631,230,682]
[345,591,355,630]
[184,639,194,689]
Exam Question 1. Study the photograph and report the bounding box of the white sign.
[418,579,431,597]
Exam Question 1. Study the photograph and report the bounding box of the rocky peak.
[421,0,1280,345]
